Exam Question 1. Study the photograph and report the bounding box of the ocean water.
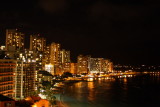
[61,73,160,107]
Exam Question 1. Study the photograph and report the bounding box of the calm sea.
[61,72,160,107]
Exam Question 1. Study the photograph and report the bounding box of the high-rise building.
[0,59,16,98]
[43,45,51,65]
[50,42,61,65]
[6,29,24,51]
[22,62,36,98]
[89,58,104,74]
[30,35,46,52]
[63,62,71,73]
[49,42,61,75]
[77,55,90,74]
[60,49,70,64]
[60,49,71,74]
[70,63,77,74]
[88,58,113,74]
[108,62,114,72]
[14,60,23,100]
[4,50,37,100]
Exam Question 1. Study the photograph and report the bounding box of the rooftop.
[0,94,15,101]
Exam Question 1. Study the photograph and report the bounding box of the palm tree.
[41,80,56,106]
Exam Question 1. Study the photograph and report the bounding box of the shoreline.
[53,73,160,107]
[54,85,70,107]
[53,80,79,107]
[53,72,139,107]
[54,93,67,107]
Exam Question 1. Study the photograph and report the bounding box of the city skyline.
[0,0,160,65]
[0,1,160,107]
[0,28,114,101]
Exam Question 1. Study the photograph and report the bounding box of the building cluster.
[114,64,160,71]
[77,55,113,74]
[0,29,113,101]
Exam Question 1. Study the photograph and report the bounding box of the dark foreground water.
[61,73,160,107]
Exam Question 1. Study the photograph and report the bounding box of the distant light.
[32,60,36,62]
[32,104,37,107]
[39,93,46,99]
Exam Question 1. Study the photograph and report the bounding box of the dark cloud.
[38,0,68,13]
[88,1,149,22]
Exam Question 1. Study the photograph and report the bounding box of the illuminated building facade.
[89,58,105,74]
[108,62,114,72]
[63,62,71,73]
[44,64,53,73]
[14,61,23,100]
[4,51,37,99]
[0,59,16,98]
[60,49,70,64]
[23,62,36,98]
[60,49,71,74]
[77,55,114,74]
[70,63,77,74]
[44,44,71,75]
[30,35,46,69]
[77,55,90,74]
[6,29,24,51]
[36,52,43,71]
[88,58,113,74]
[17,51,37,99]
[50,42,61,65]
[49,42,61,75]
[30,35,46,52]
[43,46,50,65]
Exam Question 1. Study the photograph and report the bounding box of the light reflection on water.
[62,73,160,107]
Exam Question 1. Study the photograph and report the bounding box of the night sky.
[0,0,160,65]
